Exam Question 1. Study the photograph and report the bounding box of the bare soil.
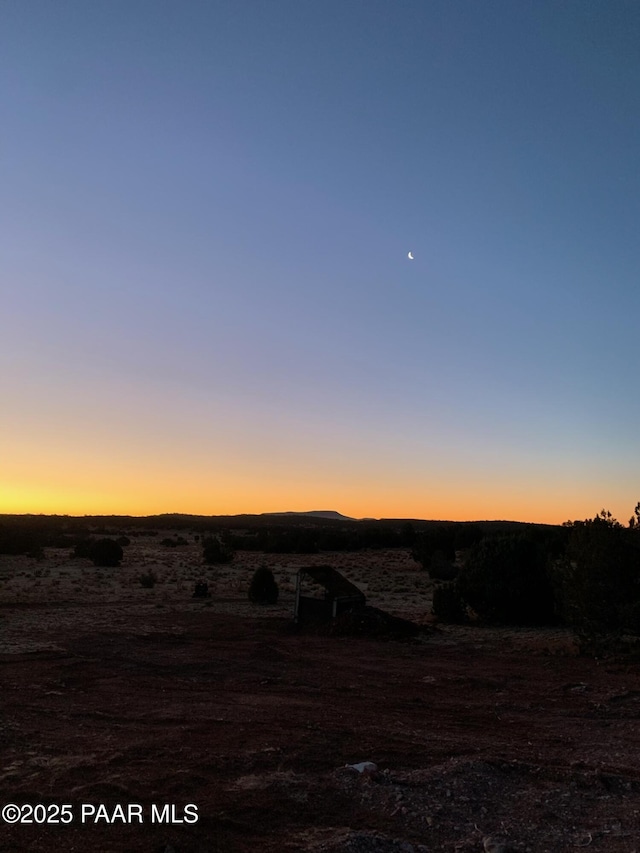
[2,539,640,852]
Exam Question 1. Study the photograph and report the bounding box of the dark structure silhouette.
[294,565,366,623]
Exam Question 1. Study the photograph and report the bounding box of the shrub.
[89,538,123,567]
[428,550,459,581]
[412,527,456,572]
[162,536,188,548]
[193,581,210,598]
[138,570,157,588]
[73,538,95,558]
[552,511,640,647]
[457,534,555,624]
[202,536,234,565]
[432,582,467,623]
[248,566,279,604]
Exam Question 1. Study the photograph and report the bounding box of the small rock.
[346,761,378,775]
[483,836,509,853]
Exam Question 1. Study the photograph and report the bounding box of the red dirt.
[3,600,640,852]
[1,542,640,852]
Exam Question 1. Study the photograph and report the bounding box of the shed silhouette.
[294,565,366,623]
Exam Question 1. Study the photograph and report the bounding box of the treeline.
[3,508,640,649]
[221,523,414,553]
[0,513,558,558]
[426,506,640,652]
[0,517,145,558]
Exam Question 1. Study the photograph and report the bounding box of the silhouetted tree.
[74,538,95,558]
[89,538,123,567]
[248,566,279,604]
[457,533,555,624]
[412,526,457,577]
[552,509,640,644]
[432,581,467,623]
[202,536,234,564]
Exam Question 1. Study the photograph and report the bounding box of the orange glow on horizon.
[0,479,620,526]
[2,406,634,526]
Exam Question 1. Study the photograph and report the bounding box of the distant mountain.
[263,510,356,521]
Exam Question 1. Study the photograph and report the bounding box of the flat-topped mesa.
[263,510,356,521]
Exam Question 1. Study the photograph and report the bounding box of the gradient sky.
[2,0,639,523]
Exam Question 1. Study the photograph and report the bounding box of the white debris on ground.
[345,761,379,775]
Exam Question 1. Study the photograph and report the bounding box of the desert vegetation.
[552,507,640,651]
[248,565,279,604]
[1,506,640,651]
[421,506,640,653]
[2,508,640,851]
[87,538,124,567]
[202,534,235,564]
[137,569,158,588]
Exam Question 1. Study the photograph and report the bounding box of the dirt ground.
[2,538,640,852]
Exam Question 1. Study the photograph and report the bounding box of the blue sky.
[2,0,639,522]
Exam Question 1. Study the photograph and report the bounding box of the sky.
[2,0,639,523]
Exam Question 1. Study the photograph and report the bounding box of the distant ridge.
[263,510,356,521]
[0,512,562,529]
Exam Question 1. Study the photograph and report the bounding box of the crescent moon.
[407,252,414,260]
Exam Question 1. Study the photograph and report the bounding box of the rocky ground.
[2,537,640,852]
